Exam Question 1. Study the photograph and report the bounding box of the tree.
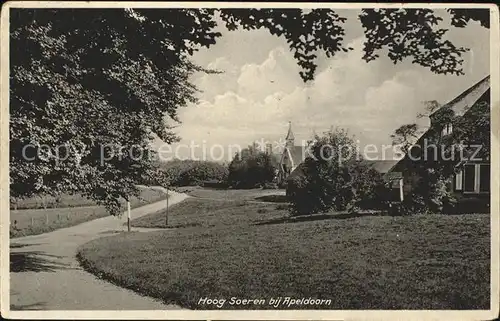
[417,100,442,118]
[391,123,421,156]
[227,146,277,189]
[9,7,490,214]
[10,10,202,214]
[391,100,447,157]
[286,128,387,215]
[176,161,228,186]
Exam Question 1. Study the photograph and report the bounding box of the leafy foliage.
[448,8,490,28]
[396,98,490,213]
[219,9,351,81]
[227,146,277,189]
[360,9,470,75]
[391,123,421,156]
[286,129,387,215]
[391,100,444,157]
[158,160,228,187]
[10,9,207,214]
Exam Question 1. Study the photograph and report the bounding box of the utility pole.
[127,201,131,232]
[165,188,169,227]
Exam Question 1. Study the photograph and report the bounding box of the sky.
[155,9,490,162]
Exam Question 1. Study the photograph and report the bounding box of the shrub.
[403,167,458,214]
[286,128,388,216]
[262,182,278,189]
[177,161,228,186]
[203,180,228,188]
[227,147,277,189]
[275,204,290,210]
[158,160,228,187]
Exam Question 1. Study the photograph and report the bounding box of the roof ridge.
[431,74,490,116]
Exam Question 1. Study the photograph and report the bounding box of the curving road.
[9,189,189,311]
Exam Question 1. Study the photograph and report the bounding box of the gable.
[289,146,306,165]
[390,75,490,173]
[280,145,306,167]
[431,75,490,118]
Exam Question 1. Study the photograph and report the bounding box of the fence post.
[165,188,169,227]
[399,178,404,202]
[127,201,131,232]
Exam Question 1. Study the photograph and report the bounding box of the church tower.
[285,121,295,148]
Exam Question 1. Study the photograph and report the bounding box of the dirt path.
[9,189,189,311]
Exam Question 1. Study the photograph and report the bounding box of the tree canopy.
[9,7,490,214]
[227,145,277,189]
[286,128,387,215]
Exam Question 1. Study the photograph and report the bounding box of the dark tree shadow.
[98,230,122,235]
[10,302,47,311]
[254,211,390,226]
[10,243,42,249]
[254,194,288,203]
[10,251,73,273]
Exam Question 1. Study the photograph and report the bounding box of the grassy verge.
[78,197,490,310]
[174,186,286,202]
[10,187,168,238]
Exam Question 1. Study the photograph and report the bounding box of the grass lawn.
[174,186,286,202]
[77,194,490,310]
[10,186,168,238]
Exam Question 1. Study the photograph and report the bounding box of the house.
[389,75,491,209]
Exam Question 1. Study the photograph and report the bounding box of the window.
[463,163,490,193]
[441,123,453,136]
[464,164,476,192]
[479,164,490,192]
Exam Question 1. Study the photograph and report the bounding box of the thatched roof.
[431,75,490,117]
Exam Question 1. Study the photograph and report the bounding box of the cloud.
[193,57,240,98]
[236,47,302,99]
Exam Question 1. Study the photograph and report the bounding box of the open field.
[11,193,98,210]
[78,191,490,310]
[10,187,168,238]
[10,186,167,210]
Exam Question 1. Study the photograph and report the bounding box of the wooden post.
[45,213,49,225]
[31,217,34,227]
[399,178,404,202]
[165,189,169,227]
[127,201,131,232]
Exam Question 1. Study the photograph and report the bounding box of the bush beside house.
[286,128,389,216]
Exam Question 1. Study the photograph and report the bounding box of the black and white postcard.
[1,2,499,320]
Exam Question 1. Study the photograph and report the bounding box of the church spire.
[285,121,295,147]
